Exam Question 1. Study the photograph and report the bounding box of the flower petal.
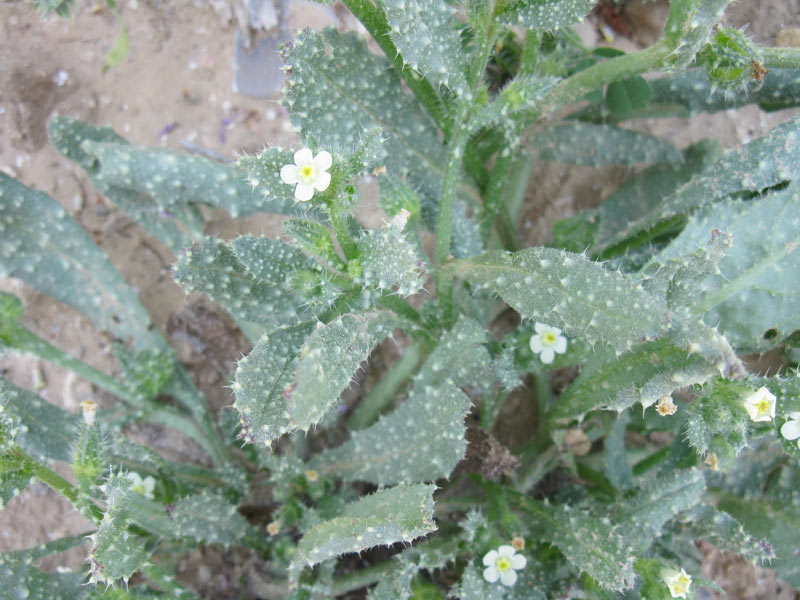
[280,164,299,184]
[294,148,314,166]
[483,566,499,583]
[530,336,544,353]
[780,418,800,441]
[540,347,555,364]
[313,150,332,170]
[295,182,315,202]
[313,171,331,192]
[534,322,546,334]
[553,336,567,354]
[499,569,518,586]
[498,545,515,557]
[482,550,498,566]
[510,554,527,570]
[550,326,561,335]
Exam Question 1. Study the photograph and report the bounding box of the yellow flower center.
[671,573,690,595]
[495,557,511,572]
[756,399,770,415]
[543,332,556,345]
[300,165,314,181]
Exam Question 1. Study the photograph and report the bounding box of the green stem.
[375,294,423,326]
[11,446,103,522]
[519,30,541,77]
[7,326,138,403]
[760,46,800,69]
[340,0,449,134]
[532,369,553,453]
[347,342,424,429]
[330,560,401,596]
[537,42,670,119]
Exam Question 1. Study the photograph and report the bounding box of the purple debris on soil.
[159,122,179,137]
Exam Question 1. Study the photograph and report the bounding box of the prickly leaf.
[496,0,595,30]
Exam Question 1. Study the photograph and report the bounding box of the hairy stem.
[760,46,800,69]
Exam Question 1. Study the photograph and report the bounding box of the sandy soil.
[1,0,799,597]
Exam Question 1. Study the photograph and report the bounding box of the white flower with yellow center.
[280,148,332,201]
[780,412,800,449]
[663,567,692,599]
[529,322,567,364]
[126,471,156,499]
[482,545,526,587]
[742,386,776,422]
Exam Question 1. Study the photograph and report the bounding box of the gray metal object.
[233,0,290,98]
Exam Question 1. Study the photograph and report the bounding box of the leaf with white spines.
[550,339,715,421]
[413,315,491,389]
[0,553,87,599]
[530,122,681,167]
[290,483,437,579]
[169,491,254,546]
[0,173,166,352]
[232,322,315,445]
[450,248,669,351]
[495,0,595,30]
[610,468,706,552]
[663,0,735,70]
[383,0,468,95]
[469,75,560,134]
[310,382,471,485]
[286,312,402,432]
[648,182,800,352]
[0,377,75,462]
[602,113,800,254]
[356,218,425,296]
[282,218,346,270]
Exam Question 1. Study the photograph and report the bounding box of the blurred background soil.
[1,0,799,597]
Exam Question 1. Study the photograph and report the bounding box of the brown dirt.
[1,0,799,597]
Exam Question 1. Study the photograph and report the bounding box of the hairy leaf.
[450,248,669,351]
[496,0,595,30]
[663,0,734,70]
[530,122,681,166]
[311,382,471,485]
[169,491,254,546]
[550,339,714,420]
[282,218,346,270]
[383,0,468,95]
[610,468,706,552]
[356,220,425,296]
[286,312,401,431]
[0,173,165,351]
[291,483,437,577]
[0,378,74,462]
[232,322,315,445]
[604,410,633,490]
[649,184,800,352]
[0,554,87,599]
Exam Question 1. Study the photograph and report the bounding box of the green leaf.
[633,559,674,600]
[169,491,254,546]
[550,339,714,420]
[413,316,491,389]
[530,122,681,166]
[604,410,633,490]
[496,0,595,30]
[310,382,471,485]
[648,183,800,352]
[610,468,705,552]
[669,503,771,563]
[356,219,425,296]
[0,377,75,462]
[0,453,32,509]
[235,146,308,214]
[174,237,303,334]
[0,172,165,352]
[553,140,722,256]
[450,248,669,351]
[232,322,315,445]
[605,76,653,120]
[0,554,87,600]
[663,0,735,70]
[383,0,468,95]
[601,113,800,254]
[469,75,560,135]
[102,23,129,73]
[282,218,346,270]
[684,378,750,456]
[286,312,401,432]
[523,499,636,591]
[291,483,437,577]
[450,563,505,600]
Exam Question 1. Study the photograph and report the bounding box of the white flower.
[742,386,776,422]
[529,322,567,364]
[80,400,98,426]
[655,395,678,416]
[280,147,332,201]
[663,567,692,599]
[780,411,800,449]
[126,471,156,499]
[482,545,526,587]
